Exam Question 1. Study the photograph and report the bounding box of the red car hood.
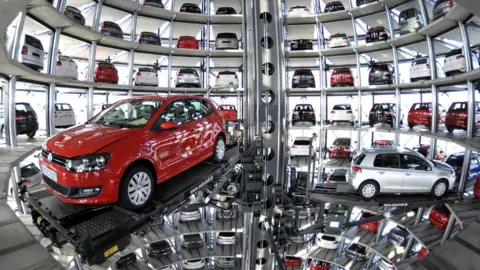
[45,124,135,157]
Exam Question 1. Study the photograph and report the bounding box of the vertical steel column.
[205,3,211,89]
[386,6,401,140]
[92,0,103,32]
[243,0,257,143]
[427,35,438,159]
[352,11,362,149]
[168,20,174,89]
[402,207,424,259]
[9,12,26,60]
[46,27,62,137]
[57,0,68,11]
[4,77,17,147]
[418,0,430,25]
[366,219,387,267]
[128,10,137,96]
[441,212,456,244]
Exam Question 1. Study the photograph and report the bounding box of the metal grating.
[71,210,133,239]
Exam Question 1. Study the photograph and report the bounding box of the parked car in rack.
[183,259,206,269]
[179,205,202,222]
[182,234,203,248]
[325,169,347,184]
[327,33,350,48]
[429,205,451,230]
[1,102,39,138]
[217,232,236,245]
[378,258,395,270]
[347,147,456,199]
[215,71,239,88]
[331,67,354,87]
[216,7,236,14]
[176,36,199,49]
[143,0,164,8]
[445,101,480,133]
[56,55,78,79]
[64,6,85,25]
[346,243,367,261]
[310,260,330,270]
[407,102,446,128]
[40,96,227,210]
[324,1,345,12]
[215,258,236,268]
[371,140,395,148]
[54,103,76,128]
[443,48,480,76]
[290,137,314,157]
[410,57,443,82]
[387,226,410,246]
[137,31,161,45]
[217,104,237,121]
[175,68,201,87]
[99,21,123,39]
[292,104,316,125]
[444,152,480,181]
[288,5,310,15]
[316,234,340,249]
[284,256,302,267]
[330,104,354,125]
[292,69,315,88]
[369,103,399,127]
[359,212,379,232]
[357,0,377,6]
[433,0,454,21]
[215,33,239,50]
[398,8,424,35]
[148,240,173,257]
[134,67,158,86]
[366,26,389,43]
[413,144,447,161]
[180,3,201,13]
[290,39,313,50]
[328,138,353,159]
[21,34,44,71]
[93,62,118,83]
[368,63,394,85]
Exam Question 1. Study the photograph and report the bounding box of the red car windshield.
[91,99,163,128]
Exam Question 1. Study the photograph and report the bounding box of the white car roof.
[361,147,420,156]
[294,136,312,141]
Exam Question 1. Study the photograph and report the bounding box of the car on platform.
[445,101,480,133]
[176,36,199,49]
[215,71,239,88]
[292,104,316,125]
[292,69,316,88]
[328,138,353,159]
[217,104,238,121]
[143,0,164,8]
[330,104,354,125]
[310,260,330,270]
[331,67,354,87]
[357,0,377,6]
[371,140,395,148]
[327,33,350,48]
[217,232,236,245]
[378,258,395,270]
[290,39,313,50]
[40,96,227,210]
[325,169,347,184]
[284,256,302,267]
[55,55,78,79]
[21,34,45,71]
[290,137,314,157]
[137,31,161,45]
[182,233,203,248]
[369,103,399,128]
[2,102,39,138]
[429,205,451,230]
[180,3,201,13]
[368,63,394,85]
[215,257,236,268]
[443,48,480,76]
[413,144,447,161]
[387,226,410,246]
[324,1,345,12]
[316,234,340,249]
[54,103,76,128]
[99,21,123,39]
[444,152,480,182]
[175,68,201,87]
[398,8,425,35]
[288,6,310,16]
[410,57,443,82]
[366,26,389,43]
[347,147,456,199]
[183,259,206,269]
[179,205,202,222]
[359,212,379,232]
[433,0,454,20]
[215,33,239,50]
[407,102,446,129]
[134,67,158,86]
[216,7,236,14]
[93,62,119,83]
[346,243,367,261]
[65,6,85,25]
[148,240,173,257]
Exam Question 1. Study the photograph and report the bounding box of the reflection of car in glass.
[316,234,339,249]
[324,1,345,13]
[365,26,389,43]
[215,33,239,50]
[143,0,164,8]
[327,33,350,48]
[398,8,424,35]
[217,105,237,121]
[429,205,451,230]
[413,144,446,161]
[182,234,203,248]
[2,103,39,138]
[292,104,316,125]
[347,148,456,199]
[408,102,446,128]
[134,67,158,86]
[284,256,302,267]
[54,103,76,128]
[137,31,161,45]
[328,138,353,159]
[215,258,235,268]
[443,48,480,76]
[369,103,398,127]
[179,205,202,222]
[93,62,119,84]
[56,55,78,79]
[175,68,201,88]
[359,212,379,232]
[183,259,206,269]
[290,137,314,157]
[444,152,480,181]
[292,69,315,88]
[21,35,45,71]
[148,240,173,257]
[330,104,354,125]
[180,3,201,13]
[217,232,236,245]
[99,21,123,39]
[445,101,480,133]
[290,39,313,50]
[368,63,394,85]
[346,243,367,261]
[433,0,454,21]
[216,7,236,14]
[176,36,199,49]
[215,71,239,88]
[331,67,354,87]
[387,226,410,246]
[40,96,226,210]
[65,6,85,25]
[19,163,42,192]
[288,6,309,16]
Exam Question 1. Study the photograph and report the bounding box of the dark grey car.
[143,0,164,8]
[65,6,85,25]
[387,226,410,246]
[138,31,161,45]
[182,234,203,249]
[99,21,123,39]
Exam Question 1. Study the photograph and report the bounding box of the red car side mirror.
[160,121,178,130]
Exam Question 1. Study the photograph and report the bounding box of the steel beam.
[9,11,26,61]
[4,77,17,147]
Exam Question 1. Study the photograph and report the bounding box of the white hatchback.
[443,48,480,76]
[317,234,340,249]
[135,67,158,86]
[21,35,45,71]
[179,205,202,222]
[183,259,205,269]
[290,137,314,157]
[215,71,239,88]
[54,103,76,128]
[330,104,354,125]
[410,57,443,82]
[217,232,236,245]
[327,33,350,49]
[56,55,78,79]
[288,5,310,16]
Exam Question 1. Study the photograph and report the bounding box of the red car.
[284,256,302,267]
[445,101,480,133]
[407,102,446,128]
[92,62,118,83]
[328,138,352,159]
[40,96,227,210]
[474,176,480,199]
[412,144,446,161]
[217,105,238,121]
[359,212,379,232]
[310,260,330,270]
[331,67,354,87]
[428,205,450,231]
[176,36,199,49]
[417,247,428,258]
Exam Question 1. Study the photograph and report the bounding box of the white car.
[327,33,350,48]
[215,71,239,88]
[290,137,314,157]
[175,68,201,88]
[179,205,201,222]
[134,67,158,86]
[317,234,340,249]
[183,259,205,269]
[21,35,45,71]
[443,48,480,76]
[54,103,76,128]
[217,232,236,245]
[288,5,310,15]
[330,104,354,125]
[55,55,78,79]
[410,57,443,82]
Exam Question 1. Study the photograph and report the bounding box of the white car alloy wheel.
[216,138,225,160]
[128,172,152,205]
[362,183,376,198]
[434,182,446,197]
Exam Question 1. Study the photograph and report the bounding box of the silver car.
[347,148,455,199]
[398,8,424,35]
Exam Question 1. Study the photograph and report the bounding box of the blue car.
[444,152,480,182]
